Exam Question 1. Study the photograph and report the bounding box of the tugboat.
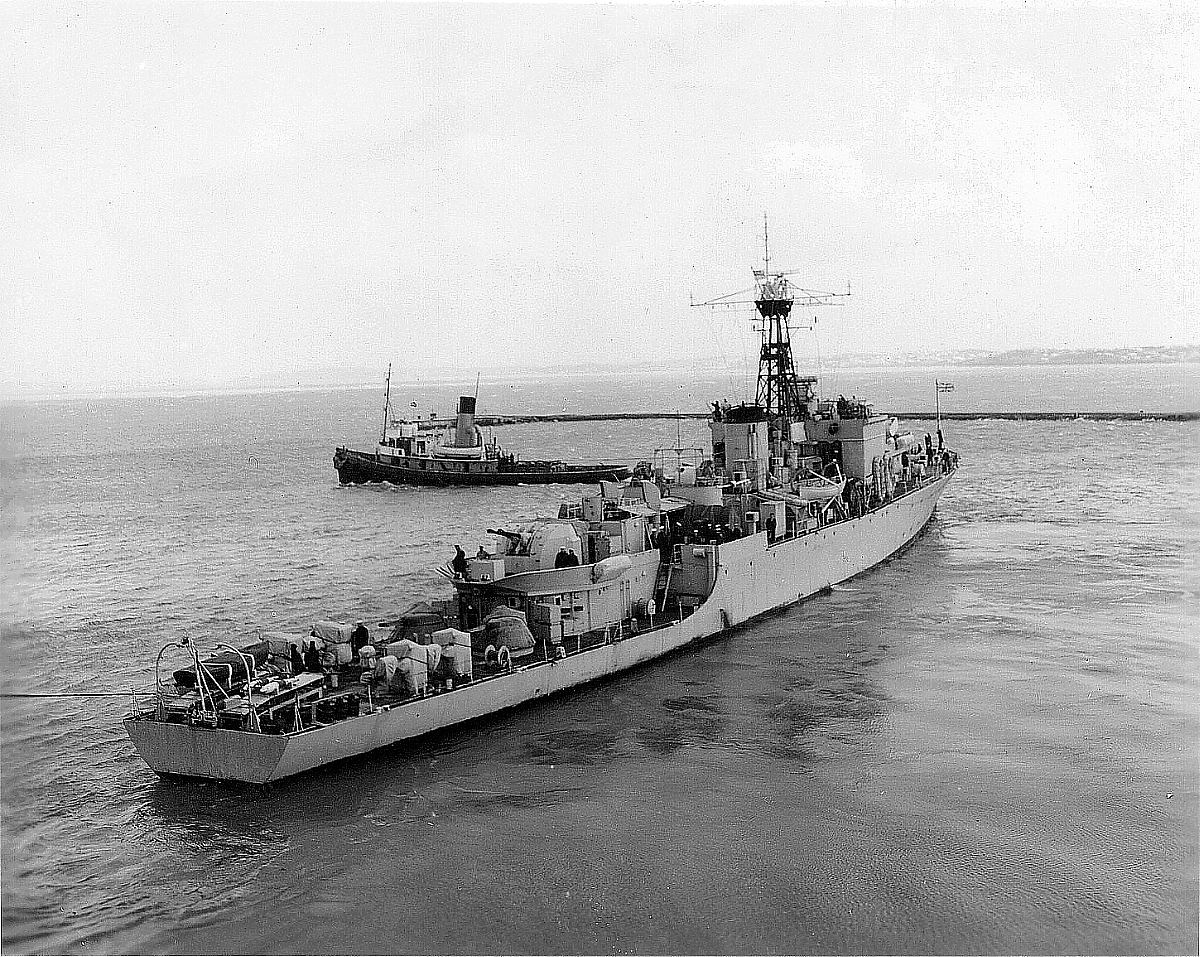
[125,227,959,783]
[333,370,632,487]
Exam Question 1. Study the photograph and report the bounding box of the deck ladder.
[653,557,673,615]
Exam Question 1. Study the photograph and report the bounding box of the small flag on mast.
[937,381,955,393]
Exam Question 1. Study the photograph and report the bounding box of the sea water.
[1,365,1196,954]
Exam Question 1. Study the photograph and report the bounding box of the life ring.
[484,644,498,664]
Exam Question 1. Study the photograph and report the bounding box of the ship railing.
[535,602,700,661]
[335,595,715,719]
[127,684,166,719]
[214,642,261,732]
[148,637,270,730]
[464,598,706,684]
[154,639,192,720]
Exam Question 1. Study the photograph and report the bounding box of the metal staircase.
[653,556,673,617]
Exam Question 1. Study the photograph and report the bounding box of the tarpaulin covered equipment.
[375,654,399,686]
[263,632,312,657]
[322,641,353,666]
[173,642,269,690]
[591,554,632,583]
[432,628,472,679]
[385,639,427,662]
[312,621,353,643]
[483,607,535,656]
[424,643,442,673]
[398,656,428,696]
[390,601,449,643]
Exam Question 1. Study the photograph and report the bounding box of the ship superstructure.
[125,227,958,784]
[681,218,947,528]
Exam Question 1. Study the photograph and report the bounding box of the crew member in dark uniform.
[290,643,304,675]
[451,545,469,578]
[303,641,322,673]
[351,620,370,658]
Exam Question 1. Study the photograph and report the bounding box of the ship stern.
[124,716,290,784]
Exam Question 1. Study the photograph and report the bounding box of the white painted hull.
[124,475,952,783]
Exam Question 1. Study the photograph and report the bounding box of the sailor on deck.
[351,620,370,657]
[303,641,322,673]
[657,522,673,561]
[555,547,580,568]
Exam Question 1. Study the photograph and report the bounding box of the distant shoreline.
[471,411,1199,425]
[2,350,1197,403]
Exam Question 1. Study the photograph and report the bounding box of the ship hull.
[125,474,952,784]
[333,447,632,487]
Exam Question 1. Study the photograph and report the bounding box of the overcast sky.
[2,3,1195,394]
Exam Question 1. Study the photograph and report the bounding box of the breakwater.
[471,410,1198,426]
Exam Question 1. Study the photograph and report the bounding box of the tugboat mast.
[380,363,392,445]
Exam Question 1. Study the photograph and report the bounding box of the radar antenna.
[692,216,850,420]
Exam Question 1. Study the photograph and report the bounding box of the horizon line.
[2,344,1198,404]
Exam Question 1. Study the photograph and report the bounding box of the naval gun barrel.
[487,528,524,542]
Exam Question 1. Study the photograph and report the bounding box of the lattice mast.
[753,215,809,420]
[692,216,850,420]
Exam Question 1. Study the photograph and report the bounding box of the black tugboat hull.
[334,447,632,487]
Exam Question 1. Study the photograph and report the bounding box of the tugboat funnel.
[455,396,478,447]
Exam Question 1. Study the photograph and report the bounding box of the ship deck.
[126,463,957,782]
[133,462,957,738]
[130,601,702,736]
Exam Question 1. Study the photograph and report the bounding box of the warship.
[125,230,959,783]
[334,371,632,486]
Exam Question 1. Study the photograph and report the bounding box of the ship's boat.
[124,222,959,784]
[791,468,845,503]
